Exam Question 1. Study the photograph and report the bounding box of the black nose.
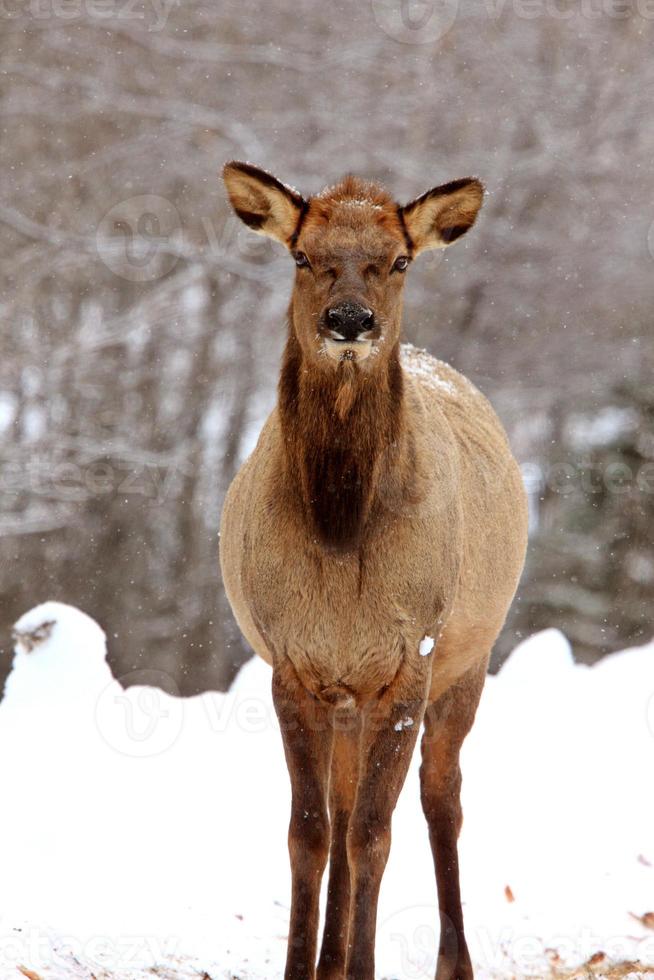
[326,303,374,341]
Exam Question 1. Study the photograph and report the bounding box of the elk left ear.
[222,161,306,246]
[401,178,484,254]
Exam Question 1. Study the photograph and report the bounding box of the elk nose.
[327,303,374,341]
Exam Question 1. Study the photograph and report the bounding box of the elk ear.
[222,161,306,246]
[401,178,484,254]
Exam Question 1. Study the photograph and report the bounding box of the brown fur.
[220,162,528,980]
[278,331,406,551]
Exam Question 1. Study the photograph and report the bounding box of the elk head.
[223,161,484,369]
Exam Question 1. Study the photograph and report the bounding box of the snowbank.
[0,603,652,979]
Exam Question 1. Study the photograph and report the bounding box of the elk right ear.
[401,177,484,254]
[222,161,306,246]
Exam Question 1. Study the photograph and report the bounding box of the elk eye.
[392,255,409,272]
[294,251,310,268]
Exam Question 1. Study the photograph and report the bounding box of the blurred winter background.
[1,0,654,694]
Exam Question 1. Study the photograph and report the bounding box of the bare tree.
[1,0,653,690]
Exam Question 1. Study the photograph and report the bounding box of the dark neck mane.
[278,331,407,552]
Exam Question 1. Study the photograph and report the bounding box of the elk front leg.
[420,662,486,980]
[345,660,429,980]
[273,658,334,980]
[316,711,361,980]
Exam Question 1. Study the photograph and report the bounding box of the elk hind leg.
[316,710,361,980]
[420,661,487,980]
[273,660,334,980]
[345,663,429,980]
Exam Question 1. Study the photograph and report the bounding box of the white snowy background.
[0,602,652,979]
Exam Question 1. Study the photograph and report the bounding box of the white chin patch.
[324,338,373,363]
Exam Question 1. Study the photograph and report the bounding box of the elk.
[220,161,528,980]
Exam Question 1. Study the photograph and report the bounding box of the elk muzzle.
[323,302,376,363]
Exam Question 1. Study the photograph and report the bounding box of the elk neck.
[278,318,417,553]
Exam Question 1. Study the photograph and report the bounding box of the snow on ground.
[0,602,653,980]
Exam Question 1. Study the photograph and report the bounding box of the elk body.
[220,161,528,980]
